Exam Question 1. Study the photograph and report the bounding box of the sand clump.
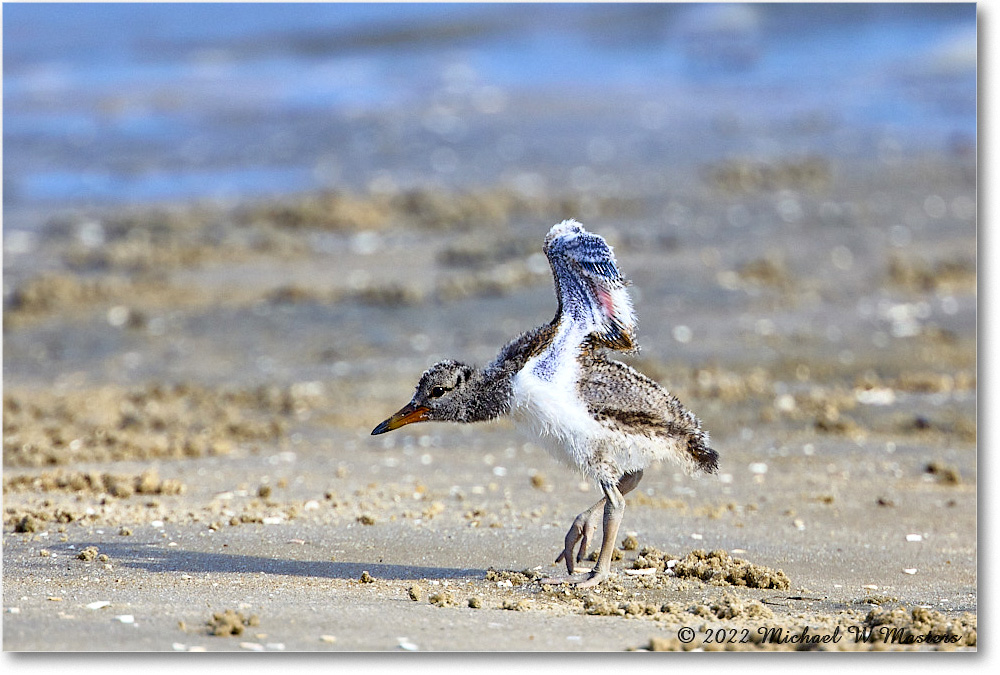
[502,598,532,611]
[672,549,791,589]
[76,546,100,561]
[708,592,775,620]
[579,591,771,622]
[206,609,260,637]
[13,514,42,533]
[620,534,639,551]
[6,503,91,530]
[485,568,544,586]
[631,548,791,590]
[429,591,457,608]
[631,545,677,573]
[581,595,661,618]
[4,469,184,498]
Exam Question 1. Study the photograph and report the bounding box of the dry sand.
[3,155,976,651]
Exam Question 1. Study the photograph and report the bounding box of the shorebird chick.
[373,220,717,587]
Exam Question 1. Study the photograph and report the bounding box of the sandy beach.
[2,3,977,652]
[3,153,977,651]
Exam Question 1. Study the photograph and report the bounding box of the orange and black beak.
[371,403,431,435]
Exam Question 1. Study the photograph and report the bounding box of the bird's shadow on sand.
[68,541,486,581]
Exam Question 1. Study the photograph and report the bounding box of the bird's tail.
[688,433,719,474]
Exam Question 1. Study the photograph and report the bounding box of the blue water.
[3,3,977,212]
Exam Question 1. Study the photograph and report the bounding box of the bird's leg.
[540,470,643,586]
[571,478,627,589]
[554,469,645,572]
[553,499,604,575]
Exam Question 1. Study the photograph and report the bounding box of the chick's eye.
[429,386,447,398]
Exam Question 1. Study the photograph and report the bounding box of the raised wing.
[543,220,638,352]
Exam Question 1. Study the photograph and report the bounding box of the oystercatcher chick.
[372,220,717,587]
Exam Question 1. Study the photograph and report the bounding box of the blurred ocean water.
[3,2,977,213]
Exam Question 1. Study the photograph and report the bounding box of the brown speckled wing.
[577,356,718,473]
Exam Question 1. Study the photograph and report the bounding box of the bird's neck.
[456,367,513,423]
[456,322,560,423]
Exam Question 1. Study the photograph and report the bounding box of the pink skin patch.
[596,286,616,317]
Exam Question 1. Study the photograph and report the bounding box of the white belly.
[510,335,606,473]
[509,329,659,481]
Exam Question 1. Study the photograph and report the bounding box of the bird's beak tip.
[371,404,430,435]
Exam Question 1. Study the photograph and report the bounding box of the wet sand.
[2,154,977,651]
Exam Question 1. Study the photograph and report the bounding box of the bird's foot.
[554,510,602,575]
[537,572,592,586]
[571,569,610,589]
[539,561,591,585]
[537,569,609,588]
